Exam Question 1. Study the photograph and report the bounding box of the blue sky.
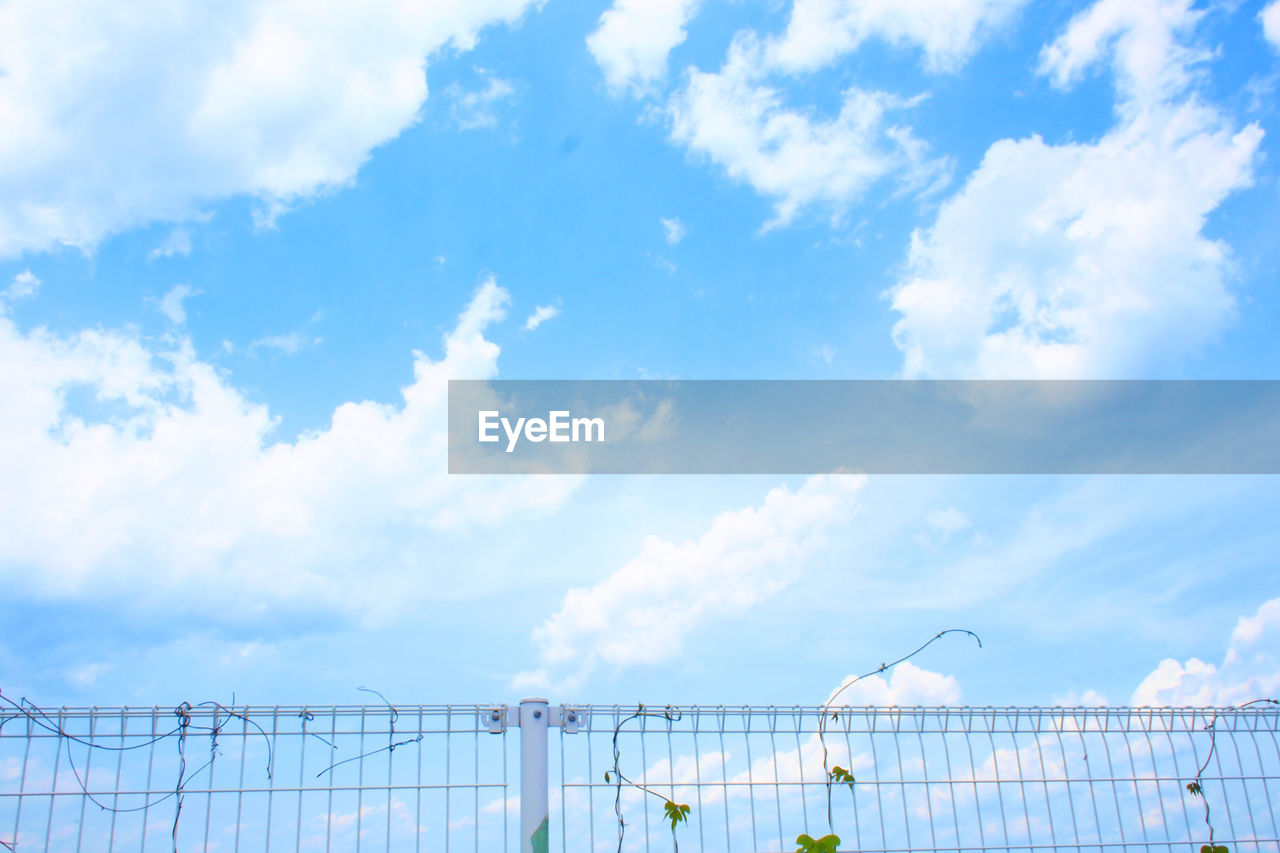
[1,0,1279,713]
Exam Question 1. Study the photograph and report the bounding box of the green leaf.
[1200,845,1230,853]
[1186,781,1202,796]
[663,800,691,831]
[604,771,611,783]
[829,766,855,790]
[795,832,841,853]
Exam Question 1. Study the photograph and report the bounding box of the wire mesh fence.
[554,705,1280,853]
[0,702,512,852]
[2,700,1277,852]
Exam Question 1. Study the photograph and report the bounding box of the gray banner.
[447,380,1280,474]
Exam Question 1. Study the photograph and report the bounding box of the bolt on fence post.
[520,697,550,853]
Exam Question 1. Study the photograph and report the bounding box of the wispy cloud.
[158,284,197,324]
[523,304,560,331]
[148,227,192,260]
[660,216,686,245]
[447,72,517,131]
[3,270,40,302]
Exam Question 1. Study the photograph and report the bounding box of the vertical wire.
[1245,717,1277,844]
[866,711,886,850]
[1008,715,1033,848]
[639,712,651,853]
[1031,710,1057,851]
[914,712,937,852]
[717,708,730,853]
[963,708,987,851]
[586,708,596,853]
[444,705,452,853]
[940,709,961,849]
[387,706,396,853]
[296,710,307,853]
[234,708,248,853]
[792,707,809,839]
[1166,712,1195,845]
[1140,709,1173,846]
[1223,719,1260,845]
[416,708,423,853]
[692,710,706,853]
[1095,711,1125,846]
[1118,708,1150,846]
[767,708,783,851]
[502,711,509,853]
[203,706,218,853]
[1210,720,1238,843]
[890,709,912,853]
[140,707,158,852]
[325,707,337,853]
[358,705,367,853]
[74,710,94,852]
[559,713,566,853]
[1051,712,1080,849]
[839,714,861,850]
[107,708,127,852]
[983,709,1010,849]
[742,709,758,853]
[267,706,281,853]
[41,708,64,853]
[1076,710,1104,845]
[12,711,34,849]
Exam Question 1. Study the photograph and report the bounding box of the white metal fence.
[2,700,1277,852]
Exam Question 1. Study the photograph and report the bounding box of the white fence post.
[519,697,550,853]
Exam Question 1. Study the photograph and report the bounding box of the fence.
[1,699,1277,852]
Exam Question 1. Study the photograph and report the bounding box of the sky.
[1,0,1279,714]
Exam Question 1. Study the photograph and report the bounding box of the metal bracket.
[554,705,586,733]
[483,705,510,734]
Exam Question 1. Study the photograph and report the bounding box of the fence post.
[519,697,550,853]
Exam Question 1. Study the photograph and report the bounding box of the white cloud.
[158,284,197,325]
[4,270,40,302]
[826,660,963,706]
[148,227,193,260]
[587,0,701,94]
[767,0,1026,75]
[447,72,516,131]
[523,304,560,331]
[667,35,947,231]
[660,216,687,245]
[1131,597,1280,706]
[0,277,577,622]
[889,0,1261,378]
[512,474,864,691]
[0,0,541,258]
[249,331,321,354]
[1039,0,1206,109]
[1263,1,1280,51]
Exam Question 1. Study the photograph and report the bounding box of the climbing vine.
[605,629,982,852]
[1184,698,1280,853]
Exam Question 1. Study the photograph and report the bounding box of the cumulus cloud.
[888,0,1261,378]
[668,35,947,231]
[1131,597,1280,706]
[767,0,1026,74]
[523,304,560,331]
[0,0,541,257]
[1264,1,1280,51]
[0,277,577,623]
[587,0,702,94]
[512,474,864,691]
[826,660,963,706]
